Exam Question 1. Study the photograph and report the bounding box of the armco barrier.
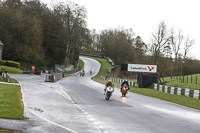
[23,70,30,74]
[101,76,138,87]
[154,83,200,99]
[63,67,78,74]
[55,64,78,75]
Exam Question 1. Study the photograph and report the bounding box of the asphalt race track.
[1,56,200,133]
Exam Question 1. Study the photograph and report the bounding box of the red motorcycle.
[121,84,129,97]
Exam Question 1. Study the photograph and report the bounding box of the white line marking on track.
[28,109,79,133]
[57,83,104,133]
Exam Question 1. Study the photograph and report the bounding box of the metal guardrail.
[101,76,138,88]
[55,63,79,75]
[79,53,103,58]
[63,67,78,74]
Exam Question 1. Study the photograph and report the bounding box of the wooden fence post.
[196,75,197,84]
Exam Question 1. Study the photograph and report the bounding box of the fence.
[181,74,198,84]
[101,76,138,87]
[154,83,200,99]
[55,64,78,74]
[168,73,199,84]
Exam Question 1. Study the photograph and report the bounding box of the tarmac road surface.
[0,56,200,133]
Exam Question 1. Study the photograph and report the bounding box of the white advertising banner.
[127,64,157,73]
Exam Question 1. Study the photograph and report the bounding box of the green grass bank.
[0,66,23,74]
[0,84,23,119]
[163,74,200,90]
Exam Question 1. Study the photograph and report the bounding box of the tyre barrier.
[154,83,200,99]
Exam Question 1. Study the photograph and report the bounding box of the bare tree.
[170,29,184,72]
[170,29,183,60]
[151,21,170,64]
[183,36,195,59]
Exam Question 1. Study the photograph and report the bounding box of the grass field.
[162,74,200,90]
[0,66,23,74]
[0,84,23,119]
[86,56,200,110]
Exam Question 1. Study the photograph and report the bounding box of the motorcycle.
[105,86,114,100]
[82,72,85,77]
[121,84,129,97]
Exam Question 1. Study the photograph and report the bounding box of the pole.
[181,60,183,78]
[171,59,173,79]
[196,75,197,84]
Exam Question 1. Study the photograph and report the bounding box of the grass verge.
[0,84,23,119]
[0,128,22,133]
[78,59,84,71]
[0,76,18,83]
[129,87,200,110]
[0,66,23,74]
[86,56,200,110]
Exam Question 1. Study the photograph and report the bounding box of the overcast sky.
[41,0,200,60]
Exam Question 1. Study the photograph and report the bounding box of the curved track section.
[2,56,200,133]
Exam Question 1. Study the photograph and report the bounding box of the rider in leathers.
[120,79,129,92]
[104,80,113,94]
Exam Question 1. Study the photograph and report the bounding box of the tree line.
[0,0,199,76]
[82,22,200,77]
[0,0,88,68]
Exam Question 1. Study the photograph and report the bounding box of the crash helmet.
[108,80,112,83]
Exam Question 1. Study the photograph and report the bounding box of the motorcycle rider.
[104,80,113,95]
[121,79,129,92]
[82,69,85,77]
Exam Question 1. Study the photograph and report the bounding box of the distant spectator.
[5,69,7,74]
[0,67,2,76]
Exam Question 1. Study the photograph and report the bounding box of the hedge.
[0,60,6,65]
[0,60,20,68]
[6,61,20,68]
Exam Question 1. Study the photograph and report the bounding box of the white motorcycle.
[105,86,114,100]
